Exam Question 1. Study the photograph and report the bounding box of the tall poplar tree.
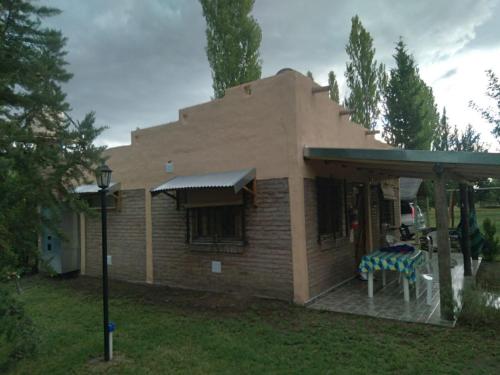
[344,15,385,129]
[328,70,340,102]
[433,107,451,151]
[383,39,439,149]
[200,0,262,99]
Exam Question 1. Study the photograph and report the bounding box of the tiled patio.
[308,253,480,327]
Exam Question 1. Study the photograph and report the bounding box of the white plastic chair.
[415,249,434,305]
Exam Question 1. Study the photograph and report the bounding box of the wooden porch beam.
[468,187,479,260]
[434,165,454,320]
[364,184,373,252]
[459,184,472,276]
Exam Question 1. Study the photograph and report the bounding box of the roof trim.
[304,147,500,180]
[151,168,256,194]
[304,147,500,166]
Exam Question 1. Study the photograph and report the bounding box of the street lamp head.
[96,163,112,189]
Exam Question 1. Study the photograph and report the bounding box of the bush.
[481,218,500,261]
[0,287,37,371]
[458,283,500,329]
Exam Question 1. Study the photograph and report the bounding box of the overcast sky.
[44,0,500,150]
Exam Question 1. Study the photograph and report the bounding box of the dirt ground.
[49,273,293,316]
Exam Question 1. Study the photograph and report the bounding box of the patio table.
[358,248,424,302]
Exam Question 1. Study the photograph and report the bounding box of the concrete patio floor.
[308,253,480,327]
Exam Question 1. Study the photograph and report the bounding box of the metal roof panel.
[151,168,256,194]
[74,182,120,194]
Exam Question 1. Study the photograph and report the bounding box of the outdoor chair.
[399,224,414,241]
[414,249,434,305]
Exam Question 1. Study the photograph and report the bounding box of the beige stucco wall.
[104,70,389,189]
[105,73,297,190]
[102,70,394,304]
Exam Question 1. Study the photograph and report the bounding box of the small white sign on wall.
[107,255,112,266]
[211,261,221,273]
[165,161,174,173]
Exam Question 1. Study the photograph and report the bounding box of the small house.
[74,69,402,304]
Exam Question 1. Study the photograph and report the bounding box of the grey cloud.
[43,0,500,146]
[439,68,458,80]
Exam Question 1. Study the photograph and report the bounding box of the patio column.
[433,165,454,320]
[459,184,472,276]
[468,187,479,260]
[364,183,373,252]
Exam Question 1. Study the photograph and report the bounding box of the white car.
[400,201,426,236]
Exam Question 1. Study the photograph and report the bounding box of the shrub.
[481,218,500,261]
[458,283,500,329]
[0,288,37,371]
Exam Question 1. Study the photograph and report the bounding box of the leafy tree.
[383,39,439,149]
[306,71,314,80]
[328,70,340,102]
[200,0,262,99]
[449,124,485,152]
[0,0,105,275]
[344,15,385,130]
[433,107,451,151]
[470,70,500,140]
[481,218,499,261]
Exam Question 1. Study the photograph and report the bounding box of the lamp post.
[96,163,112,361]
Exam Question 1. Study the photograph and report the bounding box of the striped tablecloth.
[358,249,424,283]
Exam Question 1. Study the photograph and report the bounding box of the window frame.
[316,177,347,241]
[379,195,396,227]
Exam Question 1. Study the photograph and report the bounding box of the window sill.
[188,241,246,254]
[318,235,350,251]
[190,240,245,247]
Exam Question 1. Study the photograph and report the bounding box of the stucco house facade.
[77,69,400,304]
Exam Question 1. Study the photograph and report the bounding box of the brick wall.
[152,178,293,300]
[85,189,146,283]
[304,178,357,299]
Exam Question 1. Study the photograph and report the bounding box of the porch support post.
[433,165,454,320]
[468,187,479,260]
[459,184,472,276]
[364,183,373,252]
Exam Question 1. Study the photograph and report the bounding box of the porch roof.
[303,147,500,181]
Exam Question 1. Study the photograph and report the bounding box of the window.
[190,205,244,243]
[316,178,346,239]
[380,199,395,226]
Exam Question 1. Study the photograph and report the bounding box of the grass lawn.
[426,207,500,235]
[4,276,500,374]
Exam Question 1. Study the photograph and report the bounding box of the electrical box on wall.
[165,161,174,173]
[211,261,221,273]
